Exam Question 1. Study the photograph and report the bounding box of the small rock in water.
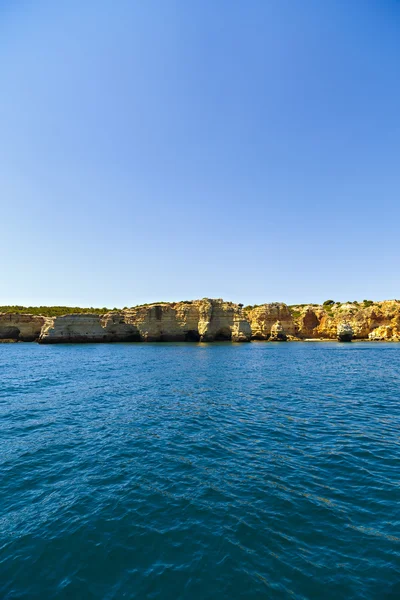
[337,322,353,342]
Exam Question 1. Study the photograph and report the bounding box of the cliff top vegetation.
[0,299,396,318]
[0,306,113,317]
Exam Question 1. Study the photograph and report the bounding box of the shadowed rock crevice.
[185,330,200,342]
[214,328,232,341]
[303,310,319,331]
[0,326,20,340]
[154,306,163,321]
[0,314,45,342]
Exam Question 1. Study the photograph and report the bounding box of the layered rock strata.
[38,313,141,344]
[247,303,295,340]
[38,299,252,344]
[1,299,400,343]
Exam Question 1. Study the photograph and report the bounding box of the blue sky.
[1,0,399,307]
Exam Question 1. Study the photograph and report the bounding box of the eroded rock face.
[0,313,45,342]
[296,308,324,338]
[38,313,140,343]
[197,299,251,342]
[122,302,199,342]
[231,317,252,343]
[368,325,400,341]
[337,322,354,342]
[38,299,252,344]
[247,303,295,340]
[289,300,400,341]
[270,321,287,341]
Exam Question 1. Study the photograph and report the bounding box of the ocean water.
[0,342,399,600]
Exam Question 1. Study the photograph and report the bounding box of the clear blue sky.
[1,0,399,307]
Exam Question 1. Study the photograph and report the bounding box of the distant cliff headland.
[1,299,400,344]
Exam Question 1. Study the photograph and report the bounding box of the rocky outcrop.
[246,303,295,340]
[0,313,45,342]
[122,302,199,342]
[197,299,251,342]
[269,321,287,341]
[4,299,400,344]
[337,322,353,342]
[295,307,325,338]
[368,325,400,341]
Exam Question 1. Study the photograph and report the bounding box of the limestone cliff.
[38,299,252,344]
[246,303,296,340]
[288,300,400,341]
[3,299,400,343]
[122,302,199,342]
[197,299,251,342]
[38,313,140,343]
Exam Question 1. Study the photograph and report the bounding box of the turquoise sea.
[0,342,399,599]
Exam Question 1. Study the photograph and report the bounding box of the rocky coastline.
[1,299,400,344]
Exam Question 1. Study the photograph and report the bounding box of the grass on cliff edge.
[0,306,113,316]
[0,302,186,316]
[0,300,393,318]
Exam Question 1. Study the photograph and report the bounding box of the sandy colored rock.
[295,307,325,338]
[122,301,200,342]
[39,312,143,343]
[289,300,400,341]
[197,299,251,342]
[0,313,45,342]
[246,303,295,340]
[270,321,287,341]
[368,325,399,341]
[39,299,252,343]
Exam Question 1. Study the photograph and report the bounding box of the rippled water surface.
[1,343,399,599]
